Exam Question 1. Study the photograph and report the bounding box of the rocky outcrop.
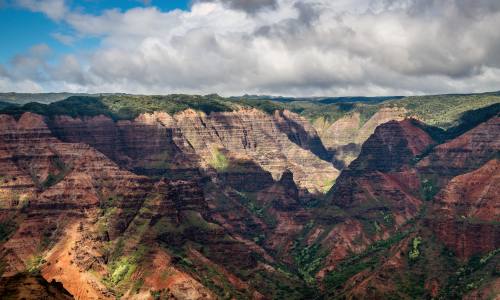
[49,113,200,178]
[172,108,339,193]
[330,119,434,211]
[355,107,408,144]
[312,107,407,167]
[50,109,339,194]
[313,113,361,150]
[0,113,214,299]
[1,104,498,299]
[317,119,435,269]
[0,273,74,299]
[256,170,306,260]
[349,119,435,173]
[430,159,500,259]
[273,110,331,161]
[417,116,500,181]
[318,112,500,298]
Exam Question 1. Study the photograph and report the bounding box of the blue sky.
[0,0,189,64]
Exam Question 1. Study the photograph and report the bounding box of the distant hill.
[0,100,16,110]
[232,95,404,104]
[0,92,105,105]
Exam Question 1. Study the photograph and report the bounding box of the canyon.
[0,94,498,299]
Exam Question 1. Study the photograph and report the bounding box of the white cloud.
[1,0,500,96]
[0,76,44,93]
[51,32,76,45]
[15,0,67,20]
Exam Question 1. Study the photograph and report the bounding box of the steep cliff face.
[417,116,500,181]
[0,273,74,300]
[319,114,500,299]
[1,103,498,300]
[430,159,500,260]
[311,119,435,271]
[50,108,339,194]
[172,108,339,193]
[412,117,500,258]
[313,107,408,168]
[0,113,216,299]
[313,113,360,149]
[330,119,434,215]
[0,111,327,299]
[273,110,331,161]
[48,113,201,179]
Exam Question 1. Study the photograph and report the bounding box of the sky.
[0,0,500,96]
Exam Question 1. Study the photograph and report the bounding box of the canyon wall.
[0,107,498,299]
[49,108,339,194]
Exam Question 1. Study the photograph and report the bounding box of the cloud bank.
[1,0,500,96]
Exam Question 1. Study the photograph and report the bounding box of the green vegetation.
[301,102,378,125]
[390,92,500,128]
[313,204,347,222]
[396,273,427,299]
[235,191,277,227]
[324,230,411,292]
[0,220,17,242]
[294,244,325,284]
[419,175,440,201]
[181,210,221,231]
[1,91,499,299]
[39,219,67,251]
[439,248,500,298]
[0,92,85,104]
[103,246,148,295]
[170,248,248,299]
[409,237,422,260]
[153,210,222,250]
[479,248,499,264]
[381,211,395,226]
[2,91,497,130]
[359,218,383,237]
[150,290,161,300]
[0,100,15,110]
[260,91,500,130]
[445,102,500,138]
[321,178,336,194]
[0,94,237,120]
[110,258,135,284]
[208,147,230,171]
[26,255,46,274]
[37,156,71,190]
[326,259,377,291]
[246,268,318,300]
[96,194,119,238]
[102,94,236,119]
[232,98,288,114]
[412,102,500,145]
[0,97,112,119]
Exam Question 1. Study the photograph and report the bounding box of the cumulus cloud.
[14,0,67,20]
[1,0,500,95]
[51,32,76,45]
[195,0,278,13]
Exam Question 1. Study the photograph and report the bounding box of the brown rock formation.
[312,107,407,167]
[50,108,339,194]
[0,273,74,300]
[417,116,500,181]
[430,159,500,260]
[0,112,214,299]
[0,105,498,299]
[319,119,435,268]
[330,119,434,213]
